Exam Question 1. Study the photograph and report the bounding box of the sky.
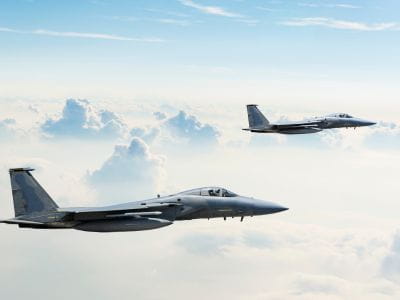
[1,0,399,113]
[1,1,400,300]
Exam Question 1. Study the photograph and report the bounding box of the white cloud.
[329,3,360,9]
[256,6,281,12]
[130,109,220,150]
[28,104,40,114]
[292,273,345,297]
[1,98,400,300]
[0,27,16,33]
[177,233,235,256]
[156,18,191,26]
[164,110,219,146]
[242,230,276,249]
[0,118,17,140]
[280,18,398,31]
[298,3,360,9]
[130,126,160,144]
[249,130,339,148]
[0,217,398,300]
[105,15,191,26]
[87,137,166,203]
[0,27,164,42]
[179,0,242,17]
[145,8,190,18]
[153,111,167,120]
[169,221,400,299]
[41,99,126,140]
[364,121,400,150]
[382,231,400,283]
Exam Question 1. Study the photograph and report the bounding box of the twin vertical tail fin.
[246,104,269,129]
[9,168,58,217]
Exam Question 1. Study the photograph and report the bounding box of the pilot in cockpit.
[207,188,237,197]
[208,188,220,196]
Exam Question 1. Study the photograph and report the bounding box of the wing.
[59,202,182,221]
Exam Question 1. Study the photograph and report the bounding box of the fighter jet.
[0,168,288,232]
[243,104,376,134]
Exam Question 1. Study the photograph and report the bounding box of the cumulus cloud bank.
[130,126,160,144]
[87,137,165,203]
[41,99,126,139]
[164,110,219,146]
[131,110,219,149]
[1,98,400,300]
[173,222,400,300]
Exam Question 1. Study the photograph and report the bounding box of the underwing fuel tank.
[74,217,173,232]
[279,128,322,134]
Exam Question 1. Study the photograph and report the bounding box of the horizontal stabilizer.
[0,218,44,225]
[242,128,267,132]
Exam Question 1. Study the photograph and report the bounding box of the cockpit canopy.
[179,187,238,197]
[327,113,353,118]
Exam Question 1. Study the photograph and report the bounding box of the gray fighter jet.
[243,104,376,134]
[0,168,288,232]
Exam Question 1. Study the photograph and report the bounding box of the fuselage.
[66,190,287,223]
[245,114,376,134]
[3,185,288,232]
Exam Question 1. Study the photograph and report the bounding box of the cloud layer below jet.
[0,98,399,300]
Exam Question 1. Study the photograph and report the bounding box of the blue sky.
[1,0,399,106]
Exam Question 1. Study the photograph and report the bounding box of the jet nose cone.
[269,204,289,213]
[274,206,289,213]
[252,199,289,215]
[359,119,376,126]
